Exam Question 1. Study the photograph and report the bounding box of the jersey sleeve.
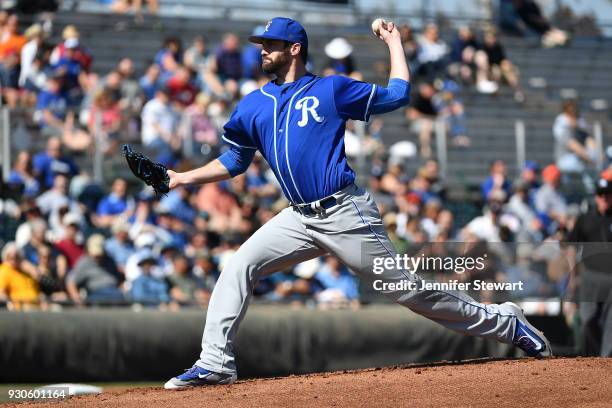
[222,105,258,149]
[331,75,377,122]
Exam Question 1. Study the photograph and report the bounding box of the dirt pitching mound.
[9,357,611,408]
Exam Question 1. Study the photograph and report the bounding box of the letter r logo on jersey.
[295,96,324,127]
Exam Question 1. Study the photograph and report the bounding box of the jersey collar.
[263,72,316,95]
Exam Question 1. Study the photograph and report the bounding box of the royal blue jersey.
[222,73,378,204]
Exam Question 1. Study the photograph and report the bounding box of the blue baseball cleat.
[506,302,552,357]
[164,364,237,389]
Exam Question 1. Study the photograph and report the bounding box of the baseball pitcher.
[163,17,551,389]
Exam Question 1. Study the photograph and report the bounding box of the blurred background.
[0,0,611,387]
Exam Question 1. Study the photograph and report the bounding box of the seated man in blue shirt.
[96,178,133,228]
[130,250,172,308]
[104,222,134,275]
[32,137,79,189]
[315,256,360,309]
[35,76,69,136]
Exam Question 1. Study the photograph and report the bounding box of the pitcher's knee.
[222,254,261,282]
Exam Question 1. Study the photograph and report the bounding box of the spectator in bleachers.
[158,241,178,275]
[324,37,358,77]
[95,178,133,227]
[241,28,264,80]
[179,92,219,158]
[168,254,210,306]
[125,234,155,281]
[157,211,187,249]
[139,63,161,102]
[34,76,69,137]
[110,0,159,22]
[433,79,470,147]
[101,70,123,104]
[66,234,124,305]
[196,181,243,233]
[155,37,182,81]
[35,244,68,302]
[0,14,26,107]
[104,221,133,275]
[0,11,6,33]
[9,151,40,197]
[448,25,497,94]
[245,155,280,206]
[35,173,79,221]
[415,23,449,82]
[52,38,85,109]
[0,242,41,310]
[410,168,440,204]
[33,137,79,187]
[141,87,179,158]
[21,48,53,107]
[54,212,85,269]
[506,179,543,242]
[436,209,455,240]
[19,23,44,89]
[88,88,122,154]
[421,198,443,240]
[380,159,409,196]
[506,0,569,48]
[519,160,540,197]
[50,25,92,72]
[535,164,568,232]
[368,167,394,214]
[383,213,408,254]
[130,250,171,308]
[166,66,198,108]
[481,159,512,200]
[14,201,43,249]
[553,100,598,175]
[184,35,209,74]
[160,186,197,224]
[192,251,218,290]
[315,256,359,309]
[481,29,524,102]
[204,33,242,99]
[463,189,514,242]
[20,219,63,271]
[421,159,446,201]
[116,57,143,122]
[399,24,417,65]
[406,82,437,158]
[264,269,317,303]
[130,203,173,246]
[184,231,208,259]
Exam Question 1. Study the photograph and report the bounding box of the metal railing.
[1,107,10,183]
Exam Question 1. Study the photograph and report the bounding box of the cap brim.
[248,34,295,44]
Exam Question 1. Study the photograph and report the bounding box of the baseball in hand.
[371,18,387,37]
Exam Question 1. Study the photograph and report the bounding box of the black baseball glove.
[122,144,170,195]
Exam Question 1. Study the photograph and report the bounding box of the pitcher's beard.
[262,52,291,75]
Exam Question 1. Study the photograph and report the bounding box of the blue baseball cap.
[248,17,308,50]
[523,160,539,171]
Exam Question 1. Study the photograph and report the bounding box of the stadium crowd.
[0,8,600,314]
